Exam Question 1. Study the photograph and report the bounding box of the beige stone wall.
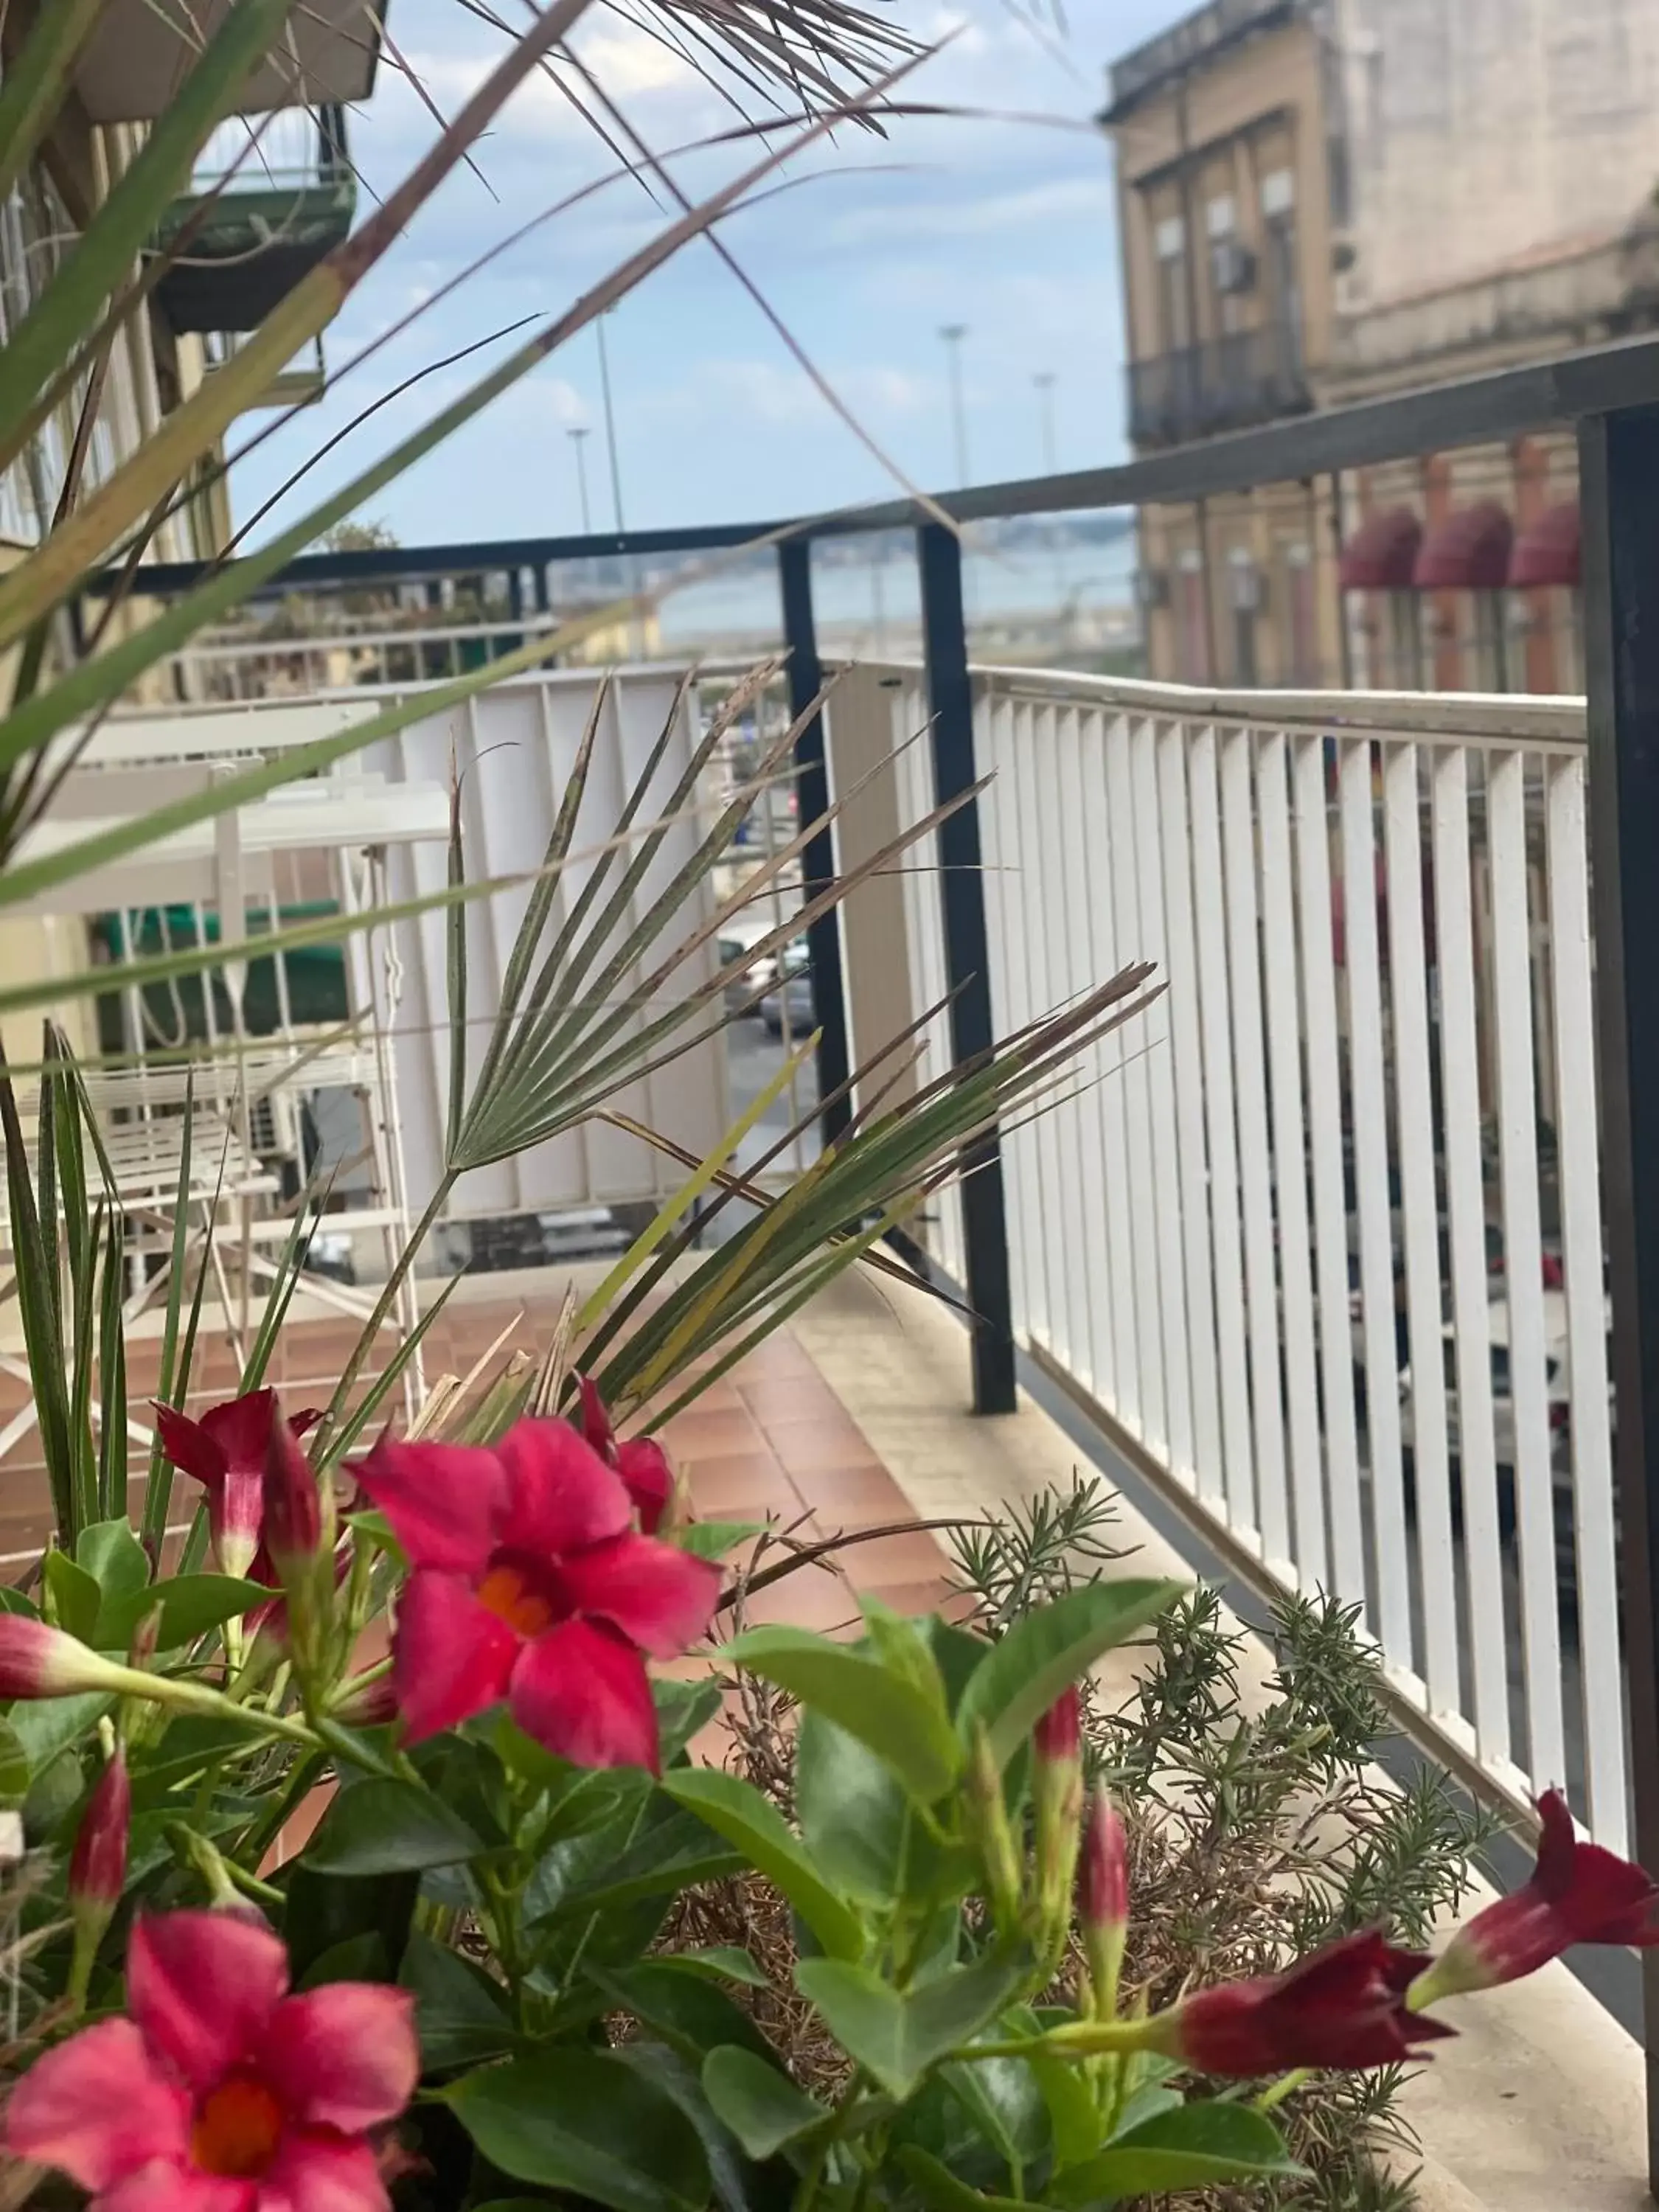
[1332,0,1659,314]
[1139,481,1345,690]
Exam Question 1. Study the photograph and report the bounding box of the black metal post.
[917,521,1017,1415]
[776,539,853,1152]
[1582,401,1659,2199]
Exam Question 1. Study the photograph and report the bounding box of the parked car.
[760,941,814,1037]
[717,919,781,1015]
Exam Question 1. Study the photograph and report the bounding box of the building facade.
[1105,0,1659,695]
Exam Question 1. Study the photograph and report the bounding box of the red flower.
[154,1395,322,1582]
[575,1375,675,1534]
[357,1418,719,1772]
[1079,1786,1127,1937]
[1034,1687,1081,1765]
[70,1748,130,1919]
[1416,1790,1659,2003]
[6,1909,417,2209]
[1161,1930,1453,2077]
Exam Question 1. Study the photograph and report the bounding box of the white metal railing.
[832,663,1624,1853]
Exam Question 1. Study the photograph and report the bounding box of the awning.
[1339,507,1422,591]
[1413,501,1514,591]
[1509,501,1581,589]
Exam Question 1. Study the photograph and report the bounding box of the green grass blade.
[35,1039,60,1344]
[0,1056,72,1540]
[140,1076,195,1554]
[318,1273,465,1472]
[97,1205,128,1522]
[445,773,467,1162]
[240,1197,325,1395]
[69,1200,102,1537]
[0,0,106,212]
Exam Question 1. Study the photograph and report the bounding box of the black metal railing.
[100,335,1659,2188]
[1126,325,1311,449]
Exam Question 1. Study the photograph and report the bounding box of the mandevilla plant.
[0,1388,1654,2211]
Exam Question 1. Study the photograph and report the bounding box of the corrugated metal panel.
[358,666,730,1221]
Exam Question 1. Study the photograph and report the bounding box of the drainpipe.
[1175,73,1223,681]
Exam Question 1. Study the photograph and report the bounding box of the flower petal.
[392,1569,519,1742]
[98,2164,248,2212]
[214,1463,264,1582]
[127,1910,288,2092]
[509,1616,661,1773]
[560,1533,720,1659]
[355,1439,505,1574]
[200,1391,278,1475]
[494,1420,631,1557]
[261,2128,390,2212]
[262,1986,420,2133]
[616,1439,673,1535]
[153,1405,226,1494]
[4,2020,189,2188]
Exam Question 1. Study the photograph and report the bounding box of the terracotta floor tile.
[861,1577,952,1618]
[758,1416,883,1475]
[661,1406,767,1458]
[684,1457,805,1520]
[785,1463,917,1529]
[830,1529,950,1588]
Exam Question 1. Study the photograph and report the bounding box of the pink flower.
[1079,1786,1128,1937]
[1413,1789,1659,2004]
[154,1396,321,1582]
[357,1419,719,1772]
[1034,1687,1082,1765]
[575,1374,675,1534]
[1159,1930,1453,2077]
[70,1748,130,1919]
[6,1910,417,2210]
[0,1617,126,1700]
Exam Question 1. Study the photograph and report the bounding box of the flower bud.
[1079,1786,1129,2019]
[0,1617,128,1702]
[966,1722,1024,1935]
[574,1372,615,1457]
[68,1742,129,2001]
[262,1415,336,1679]
[331,1673,398,1727]
[1033,1689,1085,1967]
[616,1437,675,1535]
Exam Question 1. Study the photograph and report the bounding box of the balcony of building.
[44,0,386,125]
[151,105,357,336]
[37,327,1659,2204]
[1126,323,1312,449]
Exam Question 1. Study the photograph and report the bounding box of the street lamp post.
[1034,371,1058,476]
[595,313,626,532]
[939,324,970,486]
[568,426,593,534]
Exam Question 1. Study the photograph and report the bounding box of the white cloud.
[827,172,1104,247]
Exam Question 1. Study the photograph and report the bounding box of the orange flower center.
[192,2074,285,2179]
[478,1558,557,1637]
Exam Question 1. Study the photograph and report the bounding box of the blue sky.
[232,0,1189,545]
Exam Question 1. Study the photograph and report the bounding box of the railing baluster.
[1052,703,1102,1396]
[1081,706,1138,1427]
[1489,744,1565,1788]
[976,690,1034,1346]
[1108,709,1165,1453]
[1432,744,1510,1771]
[1341,734,1411,1662]
[917,523,1016,1415]
[1384,737,1460,1720]
[1258,726,1324,1584]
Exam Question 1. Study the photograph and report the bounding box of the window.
[1284,543,1318,685]
[1228,552,1261,686]
[1385,593,1422,689]
[1471,592,1512,692]
[1175,557,1211,683]
[1154,212,1191,353]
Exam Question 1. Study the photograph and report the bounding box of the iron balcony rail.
[1126,326,1312,450]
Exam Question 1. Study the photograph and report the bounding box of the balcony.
[77,327,1659,2198]
[1126,325,1311,449]
[151,106,355,335]
[65,0,386,125]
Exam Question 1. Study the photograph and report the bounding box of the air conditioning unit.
[1211,240,1257,296]
[1135,567,1170,611]
[1228,557,1266,613]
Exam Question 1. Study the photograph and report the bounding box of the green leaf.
[795,1708,914,1906]
[7,1691,111,1775]
[0,1720,30,1803]
[1024,2047,1101,2173]
[588,1960,773,2065]
[897,2146,1029,2212]
[526,1798,734,1928]
[303,1781,485,1877]
[100,1574,265,1652]
[0,1586,39,1618]
[77,1520,149,1619]
[660,1768,863,1960]
[1050,2103,1306,2201]
[954,1581,1183,1772]
[942,2049,1049,2177]
[701,2047,827,2161]
[42,1550,100,1643]
[656,1677,723,1766]
[673,1947,769,1989]
[282,1863,420,1986]
[613,2043,757,2212]
[400,1930,518,2070]
[862,1596,951,1709]
[672,1520,765,1560]
[794,1950,1029,2101]
[720,1625,960,1803]
[298,1934,391,1990]
[448,2048,711,2212]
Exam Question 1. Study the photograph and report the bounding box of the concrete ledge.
[788,1269,1651,2212]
